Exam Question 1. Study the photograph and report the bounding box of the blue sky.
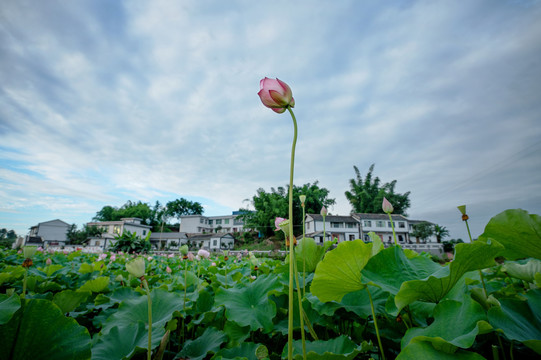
[1,0,540,241]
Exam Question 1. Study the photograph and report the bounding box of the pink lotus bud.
[110,254,116,261]
[258,77,295,114]
[211,262,216,267]
[274,217,287,231]
[320,206,327,217]
[46,258,52,266]
[187,252,195,261]
[166,266,172,274]
[382,197,394,214]
[147,256,153,261]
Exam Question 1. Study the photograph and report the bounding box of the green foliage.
[345,164,411,215]
[410,221,435,242]
[433,224,450,243]
[240,181,336,237]
[0,299,91,360]
[0,228,17,248]
[0,208,540,359]
[67,224,103,245]
[110,230,151,253]
[165,198,204,219]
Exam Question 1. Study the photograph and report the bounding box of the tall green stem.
[142,277,153,360]
[366,286,385,360]
[465,219,488,297]
[287,107,298,360]
[387,213,397,245]
[301,203,306,297]
[22,268,28,299]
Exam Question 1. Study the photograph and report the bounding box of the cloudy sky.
[1,0,540,241]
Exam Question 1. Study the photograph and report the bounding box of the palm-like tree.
[434,224,450,243]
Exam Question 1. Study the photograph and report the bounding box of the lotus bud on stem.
[259,77,305,360]
[382,197,398,245]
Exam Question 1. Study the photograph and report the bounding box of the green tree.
[165,198,204,222]
[345,164,411,215]
[0,228,17,248]
[240,181,336,238]
[67,224,103,245]
[110,230,152,253]
[93,201,153,224]
[433,224,450,243]
[411,222,434,243]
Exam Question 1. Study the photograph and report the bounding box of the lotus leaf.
[0,293,20,325]
[0,299,91,360]
[394,237,503,311]
[488,289,541,354]
[402,295,492,352]
[481,209,541,260]
[215,274,280,332]
[178,326,227,360]
[282,335,371,360]
[397,339,487,359]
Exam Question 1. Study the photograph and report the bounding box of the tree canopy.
[239,181,336,238]
[345,164,411,215]
[92,198,203,230]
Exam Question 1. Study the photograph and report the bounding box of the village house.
[179,211,247,234]
[24,219,70,247]
[86,217,152,249]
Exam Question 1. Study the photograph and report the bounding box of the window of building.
[225,219,230,224]
[331,222,341,228]
[307,222,310,229]
[213,240,217,246]
[113,225,121,234]
[143,230,146,235]
[388,221,392,228]
[349,234,355,240]
[376,220,385,227]
[398,235,404,242]
[364,220,372,227]
[347,223,355,228]
[96,241,100,246]
[398,222,405,228]
[216,219,222,225]
[209,220,213,225]
[200,218,204,223]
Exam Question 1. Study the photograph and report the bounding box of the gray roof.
[307,214,358,223]
[149,232,187,240]
[353,213,409,221]
[187,233,235,241]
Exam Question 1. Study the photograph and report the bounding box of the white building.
[149,232,188,250]
[305,215,360,243]
[187,233,235,251]
[86,218,152,249]
[25,219,70,246]
[179,212,247,234]
[306,213,438,245]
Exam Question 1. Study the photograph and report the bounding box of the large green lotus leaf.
[397,339,487,360]
[340,287,388,318]
[304,293,343,317]
[91,321,163,360]
[0,293,21,325]
[0,299,91,360]
[402,295,492,352]
[282,335,371,360]
[53,290,91,313]
[294,237,326,273]
[311,240,377,302]
[101,288,182,335]
[178,327,227,360]
[78,276,110,293]
[37,264,64,277]
[488,289,541,354]
[222,321,251,348]
[481,209,541,260]
[108,287,143,304]
[213,342,261,360]
[395,237,503,311]
[215,274,280,332]
[502,259,541,283]
[361,246,443,296]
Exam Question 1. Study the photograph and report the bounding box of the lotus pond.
[1,208,540,360]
